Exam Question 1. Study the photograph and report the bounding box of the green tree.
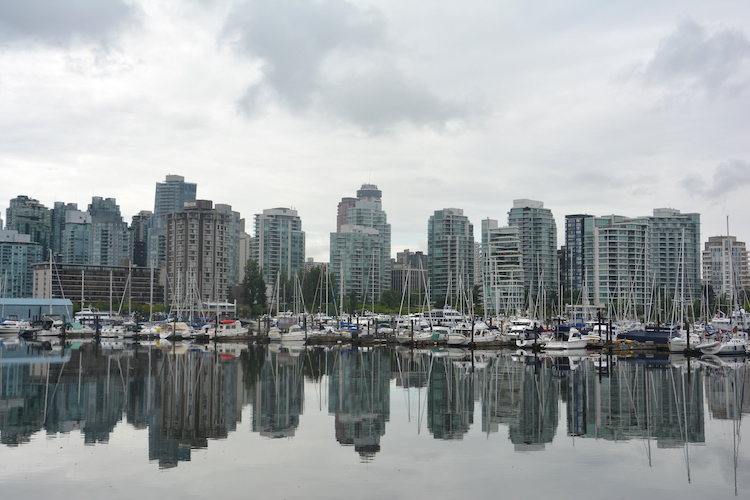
[378,289,401,311]
[241,260,267,314]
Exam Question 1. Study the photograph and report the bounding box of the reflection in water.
[329,347,390,461]
[0,339,746,481]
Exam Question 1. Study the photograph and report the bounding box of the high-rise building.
[564,214,593,295]
[131,210,153,268]
[165,200,231,309]
[88,197,133,267]
[481,219,524,316]
[564,208,701,310]
[702,235,748,302]
[336,197,357,232]
[507,199,558,303]
[61,210,92,265]
[254,208,305,285]
[590,215,649,308]
[5,195,51,258]
[238,221,254,283]
[0,229,43,297]
[427,208,475,305]
[51,202,79,259]
[330,184,391,306]
[216,204,243,289]
[647,208,701,304]
[149,175,197,268]
[391,249,428,295]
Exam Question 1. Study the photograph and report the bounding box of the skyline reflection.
[0,339,747,471]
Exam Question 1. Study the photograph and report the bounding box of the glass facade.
[0,230,43,297]
[330,184,391,305]
[428,208,475,306]
[482,219,524,316]
[507,199,558,302]
[254,208,305,285]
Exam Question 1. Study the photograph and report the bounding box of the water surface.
[0,339,746,499]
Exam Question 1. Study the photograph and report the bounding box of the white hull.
[544,338,588,350]
[698,338,747,355]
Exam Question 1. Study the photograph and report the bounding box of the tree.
[241,260,267,314]
[378,289,401,311]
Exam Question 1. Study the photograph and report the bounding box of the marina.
[0,338,747,499]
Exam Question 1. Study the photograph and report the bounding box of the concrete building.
[254,207,304,285]
[702,235,749,302]
[330,184,391,306]
[165,200,231,311]
[33,262,163,308]
[0,230,43,298]
[508,200,558,304]
[391,249,428,295]
[216,204,242,289]
[481,219,524,316]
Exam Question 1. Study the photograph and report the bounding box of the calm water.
[0,338,747,500]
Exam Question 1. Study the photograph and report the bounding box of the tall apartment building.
[507,199,558,303]
[564,208,701,309]
[254,208,305,285]
[330,184,391,305]
[5,195,51,258]
[391,249,428,295]
[216,204,242,288]
[61,210,92,265]
[590,215,649,308]
[51,202,79,258]
[481,219,524,316]
[336,197,357,232]
[702,235,748,302]
[165,200,231,309]
[88,197,132,267]
[0,230,43,297]
[564,214,593,295]
[238,221,254,283]
[131,210,153,267]
[647,208,701,304]
[149,175,197,268]
[427,208,475,305]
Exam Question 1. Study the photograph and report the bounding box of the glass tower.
[330,184,391,308]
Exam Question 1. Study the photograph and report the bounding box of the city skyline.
[1,1,748,262]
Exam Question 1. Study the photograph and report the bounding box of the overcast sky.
[1,0,748,261]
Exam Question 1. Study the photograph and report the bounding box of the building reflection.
[251,344,305,438]
[1,342,746,465]
[328,347,390,461]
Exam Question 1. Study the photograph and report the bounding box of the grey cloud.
[223,0,386,110]
[641,20,750,97]
[223,0,471,130]
[681,159,750,198]
[0,0,139,47]
[322,68,471,133]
